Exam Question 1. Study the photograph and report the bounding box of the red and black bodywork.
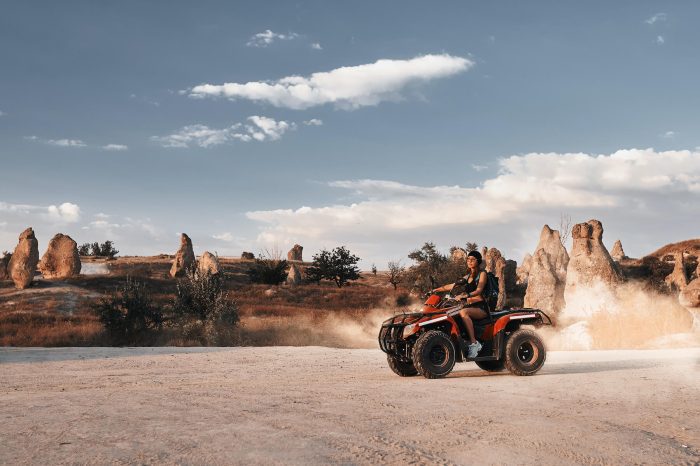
[379,293,552,378]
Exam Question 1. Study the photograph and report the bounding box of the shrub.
[405,242,466,293]
[306,246,361,288]
[396,293,411,307]
[93,277,163,344]
[247,249,289,285]
[172,268,240,345]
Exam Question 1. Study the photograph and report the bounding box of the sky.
[1,1,699,268]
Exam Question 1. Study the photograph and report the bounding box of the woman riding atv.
[432,250,487,358]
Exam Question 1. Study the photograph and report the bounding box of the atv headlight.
[402,323,419,339]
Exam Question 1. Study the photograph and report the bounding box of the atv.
[378,290,552,379]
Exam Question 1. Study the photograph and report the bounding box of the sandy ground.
[1,347,698,466]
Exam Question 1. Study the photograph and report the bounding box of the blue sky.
[1,1,699,267]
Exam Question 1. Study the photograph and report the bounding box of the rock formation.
[286,263,302,286]
[524,225,569,317]
[38,233,81,279]
[564,219,622,304]
[516,253,532,285]
[610,240,627,261]
[0,252,10,280]
[198,251,221,276]
[8,227,40,289]
[169,233,195,278]
[664,252,688,292]
[483,248,508,310]
[287,244,303,262]
[241,251,255,260]
[680,265,700,309]
[504,259,518,294]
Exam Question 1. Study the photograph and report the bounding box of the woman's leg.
[459,307,488,344]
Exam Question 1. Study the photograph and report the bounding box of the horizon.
[2,1,699,267]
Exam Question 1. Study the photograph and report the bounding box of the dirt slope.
[1,347,698,465]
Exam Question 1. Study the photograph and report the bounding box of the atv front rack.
[379,315,413,361]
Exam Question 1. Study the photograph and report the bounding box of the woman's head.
[466,250,482,270]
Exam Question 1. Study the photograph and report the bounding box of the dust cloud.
[542,282,699,350]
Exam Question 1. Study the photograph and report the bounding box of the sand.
[1,347,698,465]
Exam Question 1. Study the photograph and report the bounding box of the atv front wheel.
[387,355,418,377]
[475,359,506,372]
[504,328,546,376]
[412,330,455,379]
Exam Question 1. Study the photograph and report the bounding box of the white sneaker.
[467,341,482,358]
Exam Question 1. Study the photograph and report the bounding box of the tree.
[559,213,572,247]
[78,243,91,256]
[99,240,119,259]
[465,242,479,252]
[306,246,361,288]
[387,260,405,290]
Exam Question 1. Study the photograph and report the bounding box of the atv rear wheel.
[475,359,506,372]
[412,330,456,379]
[504,328,546,376]
[387,355,418,377]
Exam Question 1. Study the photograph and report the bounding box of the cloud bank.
[246,149,700,259]
[189,54,473,110]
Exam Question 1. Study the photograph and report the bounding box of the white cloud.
[188,54,473,110]
[656,35,665,45]
[213,232,234,242]
[47,138,86,147]
[661,131,676,139]
[153,116,295,148]
[303,118,323,126]
[471,163,488,172]
[246,149,700,255]
[247,30,299,47]
[102,144,129,151]
[311,42,322,50]
[645,13,667,25]
[47,202,81,223]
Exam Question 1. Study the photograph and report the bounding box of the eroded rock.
[524,225,569,317]
[286,263,302,286]
[564,219,622,306]
[198,251,221,276]
[517,253,532,285]
[287,244,303,262]
[664,252,688,292]
[610,240,627,261]
[0,252,10,280]
[8,227,40,289]
[170,233,195,278]
[38,233,81,279]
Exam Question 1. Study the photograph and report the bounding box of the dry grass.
[0,258,412,347]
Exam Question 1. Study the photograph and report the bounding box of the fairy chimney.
[8,227,40,289]
[38,233,81,279]
[665,252,688,292]
[198,251,221,276]
[564,219,622,304]
[287,244,303,262]
[170,233,195,278]
[524,225,569,317]
[286,263,302,286]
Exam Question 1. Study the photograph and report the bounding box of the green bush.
[94,277,163,344]
[172,269,240,345]
[247,251,289,285]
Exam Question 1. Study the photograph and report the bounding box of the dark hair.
[467,250,482,265]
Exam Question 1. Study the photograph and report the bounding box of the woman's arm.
[433,283,455,293]
[464,271,487,304]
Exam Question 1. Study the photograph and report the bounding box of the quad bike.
[378,289,552,379]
